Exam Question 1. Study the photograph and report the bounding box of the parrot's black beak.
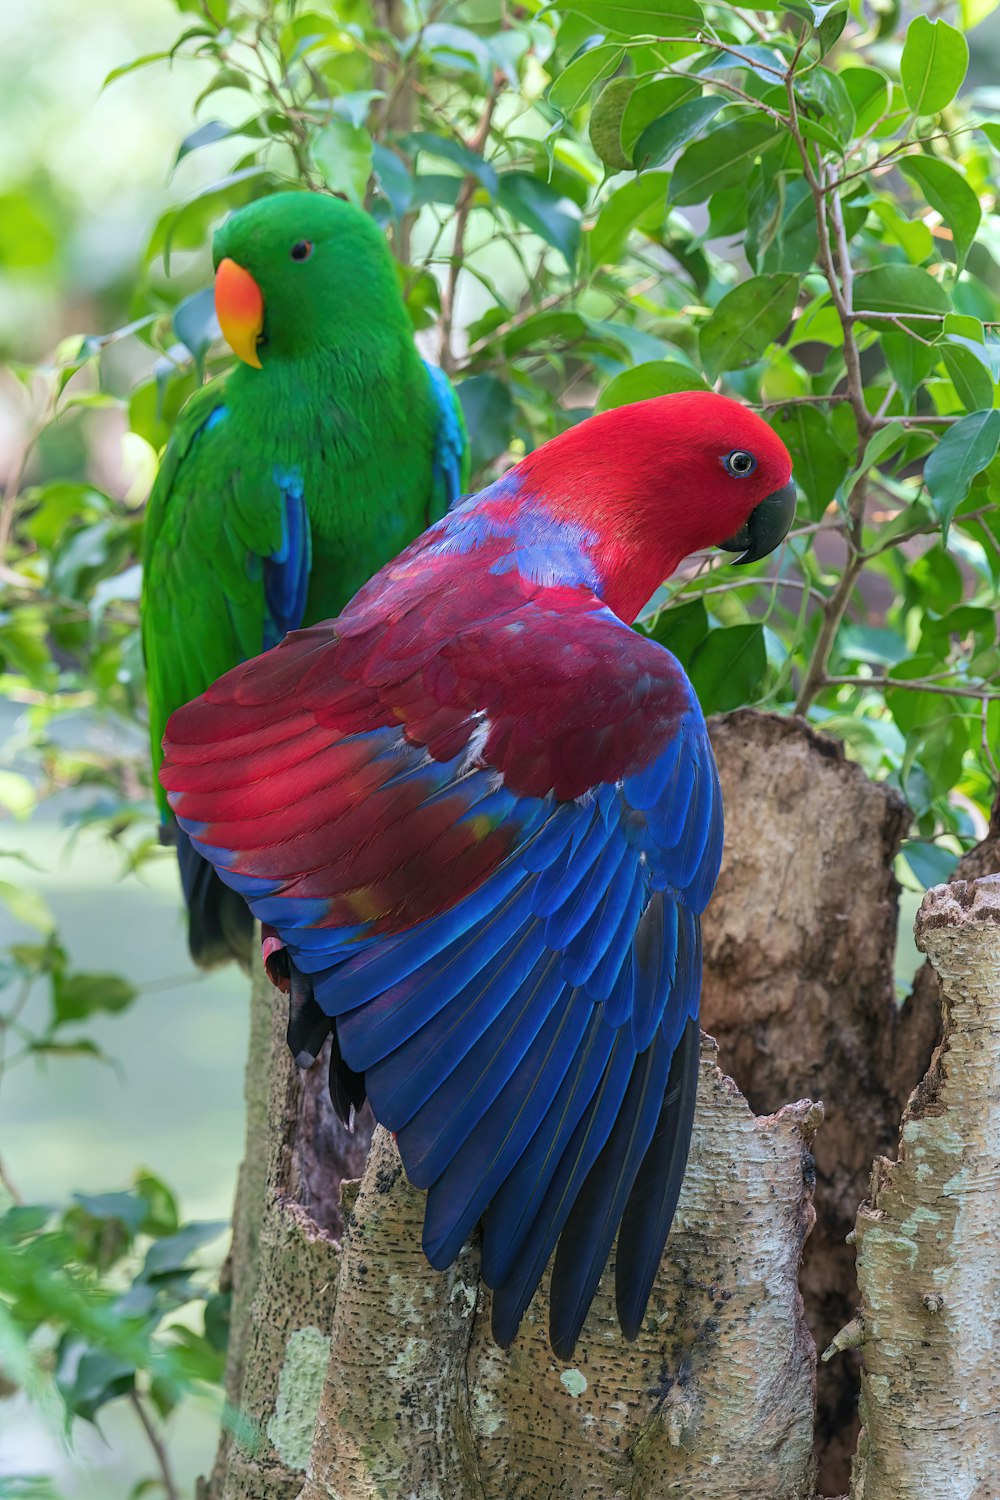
[717,482,797,566]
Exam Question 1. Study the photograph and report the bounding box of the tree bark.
[699,711,912,1494]
[850,874,1000,1499]
[302,1036,820,1500]
[201,967,372,1500]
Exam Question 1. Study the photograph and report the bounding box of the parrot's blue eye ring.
[724,449,756,477]
[290,240,314,262]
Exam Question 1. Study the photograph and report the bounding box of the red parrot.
[159,391,795,1356]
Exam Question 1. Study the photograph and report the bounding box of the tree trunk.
[301,1042,820,1500]
[201,712,999,1500]
[699,711,916,1494]
[849,875,1000,1500]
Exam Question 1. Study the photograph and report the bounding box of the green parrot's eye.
[290,240,314,262]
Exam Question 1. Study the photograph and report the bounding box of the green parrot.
[142,190,469,970]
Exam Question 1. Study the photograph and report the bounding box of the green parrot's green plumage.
[142,190,469,969]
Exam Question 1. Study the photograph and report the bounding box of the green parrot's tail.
[176,827,254,972]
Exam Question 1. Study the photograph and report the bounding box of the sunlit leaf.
[899,16,968,116]
[597,360,708,410]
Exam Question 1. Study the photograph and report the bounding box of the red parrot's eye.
[290,241,314,262]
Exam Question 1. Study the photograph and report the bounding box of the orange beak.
[214,257,264,369]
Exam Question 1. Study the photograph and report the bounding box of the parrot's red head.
[517,391,795,622]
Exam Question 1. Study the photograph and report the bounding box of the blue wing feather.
[263,466,312,647]
[172,622,723,1353]
[424,361,468,512]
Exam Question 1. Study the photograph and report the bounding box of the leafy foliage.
[2,0,1000,1489]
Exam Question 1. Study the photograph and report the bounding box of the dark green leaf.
[497,173,582,269]
[621,79,698,154]
[795,66,856,143]
[699,274,799,380]
[881,332,940,404]
[549,43,624,114]
[589,77,637,169]
[669,115,782,205]
[689,624,768,713]
[924,408,1000,535]
[589,173,667,264]
[634,96,725,172]
[597,360,709,410]
[900,156,981,274]
[942,343,995,413]
[563,0,703,39]
[773,404,849,518]
[457,375,515,471]
[854,265,951,327]
[643,598,709,665]
[900,16,968,115]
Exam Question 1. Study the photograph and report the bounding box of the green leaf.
[900,840,960,889]
[773,404,849,518]
[942,344,995,413]
[634,96,725,172]
[980,121,1000,152]
[962,0,1000,28]
[52,972,138,1026]
[549,43,624,114]
[597,360,709,411]
[899,16,968,116]
[689,624,768,714]
[0,881,54,934]
[457,375,515,471]
[621,79,698,154]
[102,51,172,89]
[795,66,856,144]
[643,598,709,663]
[141,1222,227,1279]
[924,408,1000,535]
[840,67,889,134]
[563,0,703,39]
[174,119,232,168]
[854,265,951,328]
[669,115,782,205]
[881,332,940,404]
[698,274,799,380]
[172,288,218,376]
[900,156,981,274]
[312,119,373,204]
[589,78,637,170]
[497,173,582,269]
[589,173,667,264]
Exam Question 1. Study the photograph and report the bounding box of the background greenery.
[2,0,999,1492]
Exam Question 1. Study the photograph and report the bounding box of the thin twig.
[826,675,999,700]
[129,1389,180,1500]
[439,79,502,372]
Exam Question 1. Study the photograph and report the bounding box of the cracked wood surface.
[849,876,1000,1500]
